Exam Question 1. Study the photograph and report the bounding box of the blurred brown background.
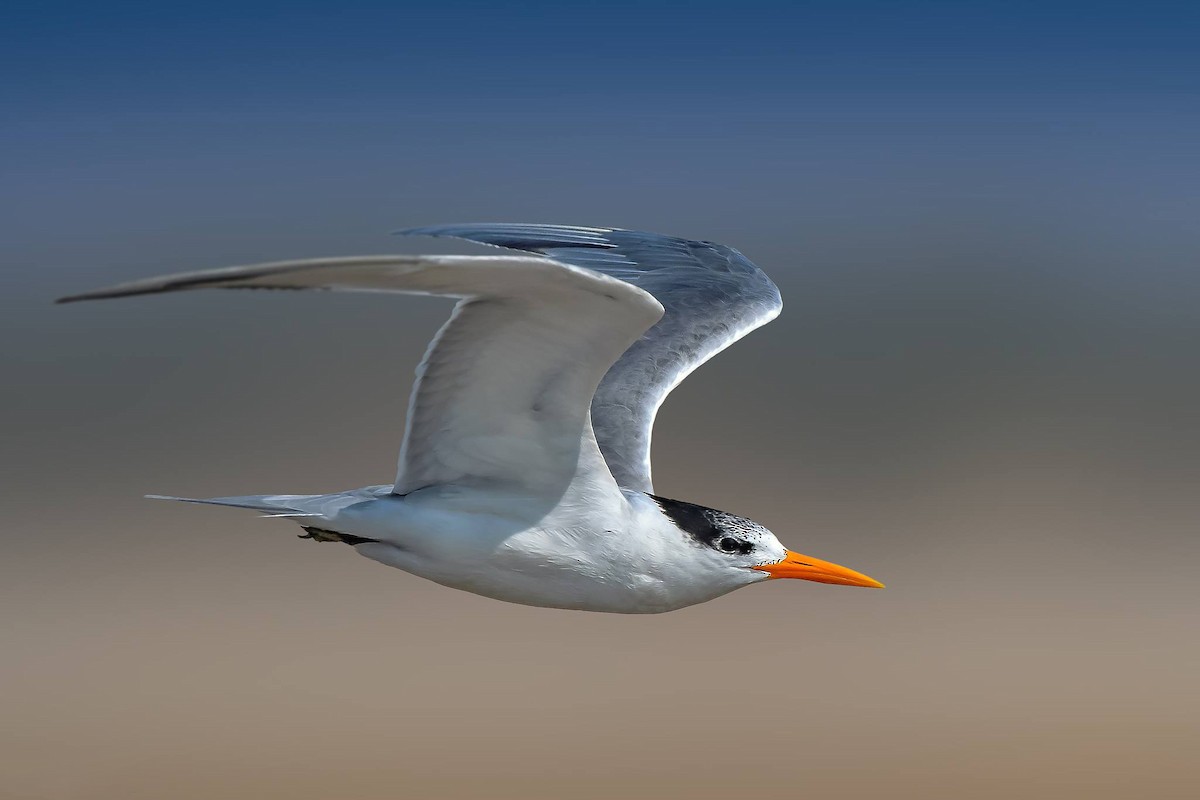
[4,3,1199,799]
[6,213,1198,799]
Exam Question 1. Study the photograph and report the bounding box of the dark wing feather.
[397,224,782,493]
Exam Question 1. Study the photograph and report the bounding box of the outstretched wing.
[398,225,783,493]
[59,254,664,496]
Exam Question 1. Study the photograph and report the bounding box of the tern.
[59,224,883,613]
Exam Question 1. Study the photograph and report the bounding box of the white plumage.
[60,224,882,613]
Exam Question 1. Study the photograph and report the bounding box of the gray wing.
[57,253,663,495]
[398,224,783,493]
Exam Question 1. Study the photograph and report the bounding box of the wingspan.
[59,254,664,496]
[397,225,783,493]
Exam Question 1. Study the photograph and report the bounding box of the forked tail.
[146,490,387,545]
[146,493,324,518]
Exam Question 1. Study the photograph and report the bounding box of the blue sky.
[6,1,1198,112]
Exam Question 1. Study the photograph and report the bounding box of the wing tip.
[56,288,166,305]
[56,278,178,305]
[57,290,114,305]
[392,225,440,238]
[394,223,620,238]
[55,287,134,304]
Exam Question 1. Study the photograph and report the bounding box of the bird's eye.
[718,537,742,553]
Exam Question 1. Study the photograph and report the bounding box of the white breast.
[334,485,746,613]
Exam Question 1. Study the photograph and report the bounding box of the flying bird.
[59,224,883,612]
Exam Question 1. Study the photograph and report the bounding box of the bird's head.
[650,495,884,591]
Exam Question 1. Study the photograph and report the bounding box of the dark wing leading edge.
[397,224,783,494]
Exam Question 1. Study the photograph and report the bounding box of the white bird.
[59,224,883,613]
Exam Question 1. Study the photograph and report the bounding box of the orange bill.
[753,550,884,588]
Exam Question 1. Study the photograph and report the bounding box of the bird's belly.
[357,539,695,613]
[326,485,725,613]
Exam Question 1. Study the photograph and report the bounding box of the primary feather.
[397,225,782,492]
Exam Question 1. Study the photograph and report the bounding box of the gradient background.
[3,2,1198,798]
